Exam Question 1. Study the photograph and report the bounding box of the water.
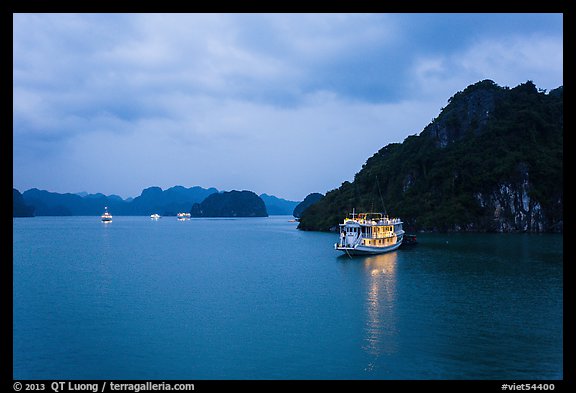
[13,216,563,380]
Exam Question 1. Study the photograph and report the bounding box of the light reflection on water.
[362,252,398,372]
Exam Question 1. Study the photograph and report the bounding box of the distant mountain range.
[14,185,302,217]
[259,193,299,215]
[127,186,218,216]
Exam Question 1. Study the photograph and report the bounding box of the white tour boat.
[335,211,404,256]
[150,213,161,220]
[177,212,191,220]
[101,206,113,222]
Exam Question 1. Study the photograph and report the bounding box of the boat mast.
[376,176,387,216]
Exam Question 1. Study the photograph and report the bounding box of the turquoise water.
[13,216,563,379]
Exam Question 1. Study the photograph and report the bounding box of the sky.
[13,13,563,201]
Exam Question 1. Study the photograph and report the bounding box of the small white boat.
[150,214,161,220]
[177,212,191,220]
[101,206,113,222]
[335,211,404,256]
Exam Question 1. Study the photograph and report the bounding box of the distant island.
[298,80,563,233]
[190,190,268,217]
[13,189,34,217]
[292,193,323,218]
[13,185,299,218]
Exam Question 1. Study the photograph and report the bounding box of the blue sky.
[13,13,563,201]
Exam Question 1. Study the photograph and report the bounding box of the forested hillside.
[298,80,563,233]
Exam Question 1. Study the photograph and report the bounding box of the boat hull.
[335,241,402,256]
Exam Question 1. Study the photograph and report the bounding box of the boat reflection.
[362,251,398,372]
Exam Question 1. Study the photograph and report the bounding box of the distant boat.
[177,212,191,220]
[150,214,161,220]
[335,211,404,256]
[101,206,113,222]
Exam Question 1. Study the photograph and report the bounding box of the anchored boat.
[177,212,191,220]
[101,206,113,222]
[335,211,404,256]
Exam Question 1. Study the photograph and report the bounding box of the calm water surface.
[13,216,563,379]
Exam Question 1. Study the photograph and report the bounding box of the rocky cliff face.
[422,80,501,148]
[472,163,561,233]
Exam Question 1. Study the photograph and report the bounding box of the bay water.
[13,216,563,379]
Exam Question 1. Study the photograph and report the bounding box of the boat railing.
[344,216,402,226]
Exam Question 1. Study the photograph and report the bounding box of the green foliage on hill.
[298,80,563,233]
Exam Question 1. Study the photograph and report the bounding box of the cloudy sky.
[13,13,563,201]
